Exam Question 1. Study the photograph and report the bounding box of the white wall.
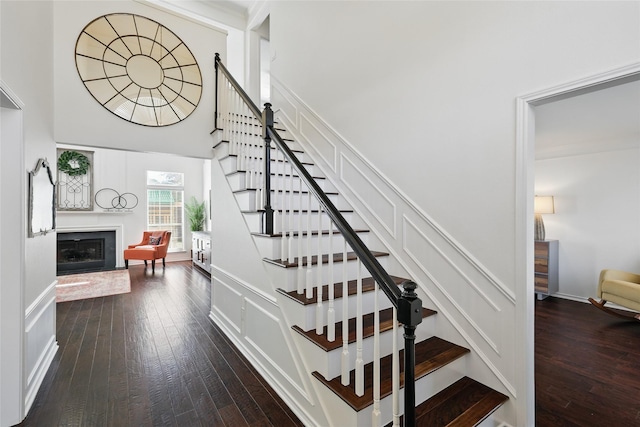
[53,1,228,159]
[268,2,640,425]
[1,1,57,423]
[270,0,640,291]
[56,145,206,262]
[535,146,640,299]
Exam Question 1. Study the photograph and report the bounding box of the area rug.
[56,269,131,303]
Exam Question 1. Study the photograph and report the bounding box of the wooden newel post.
[397,280,422,427]
[262,103,274,235]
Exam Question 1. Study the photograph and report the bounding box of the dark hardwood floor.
[535,297,640,426]
[18,261,302,427]
[16,262,640,427]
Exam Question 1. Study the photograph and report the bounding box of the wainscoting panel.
[24,280,58,413]
[272,85,298,130]
[244,298,309,399]
[340,154,397,238]
[211,275,243,334]
[299,113,338,173]
[210,265,319,426]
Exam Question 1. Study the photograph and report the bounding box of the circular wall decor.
[75,13,202,127]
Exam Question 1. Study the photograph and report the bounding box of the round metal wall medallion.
[75,13,202,127]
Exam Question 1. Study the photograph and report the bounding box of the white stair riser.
[280,288,395,333]
[218,154,319,177]
[242,211,360,234]
[225,172,332,193]
[298,316,436,381]
[317,357,467,427]
[234,190,342,212]
[265,255,390,293]
[253,232,371,260]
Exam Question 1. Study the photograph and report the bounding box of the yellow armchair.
[589,269,640,321]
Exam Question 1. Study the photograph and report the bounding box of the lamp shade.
[534,196,555,214]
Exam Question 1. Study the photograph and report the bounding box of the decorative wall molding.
[270,75,517,395]
[24,281,58,414]
[209,267,318,426]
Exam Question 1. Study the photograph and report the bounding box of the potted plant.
[185,196,206,231]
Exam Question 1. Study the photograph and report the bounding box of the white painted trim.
[208,309,317,427]
[24,337,57,414]
[271,75,514,303]
[133,0,230,35]
[23,281,58,415]
[24,281,55,330]
[270,76,519,403]
[0,79,25,109]
[211,265,278,306]
[515,61,640,427]
[0,79,26,426]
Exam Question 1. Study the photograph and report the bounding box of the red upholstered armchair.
[124,231,171,273]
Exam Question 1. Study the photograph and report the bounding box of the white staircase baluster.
[372,281,381,427]
[341,239,349,386]
[280,150,287,261]
[327,220,335,342]
[315,206,323,335]
[288,166,295,264]
[272,146,280,237]
[305,191,313,299]
[296,182,304,294]
[392,306,400,427]
[355,260,364,396]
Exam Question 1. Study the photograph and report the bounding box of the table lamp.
[534,195,554,241]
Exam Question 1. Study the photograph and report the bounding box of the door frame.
[1,79,26,426]
[515,61,640,426]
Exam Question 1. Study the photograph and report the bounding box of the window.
[147,171,184,251]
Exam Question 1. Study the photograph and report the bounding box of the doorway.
[515,62,640,426]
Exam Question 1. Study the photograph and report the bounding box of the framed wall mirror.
[28,158,56,237]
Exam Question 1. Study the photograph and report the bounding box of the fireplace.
[57,231,116,275]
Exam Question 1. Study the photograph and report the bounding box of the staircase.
[212,54,508,426]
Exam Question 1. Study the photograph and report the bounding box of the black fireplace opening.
[57,231,116,275]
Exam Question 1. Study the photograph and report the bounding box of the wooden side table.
[535,240,559,300]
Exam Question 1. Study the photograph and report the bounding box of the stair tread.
[226,170,327,180]
[233,188,338,196]
[222,153,312,165]
[293,307,437,351]
[254,229,369,238]
[277,275,404,305]
[312,336,470,411]
[212,135,295,149]
[411,376,508,427]
[264,250,387,268]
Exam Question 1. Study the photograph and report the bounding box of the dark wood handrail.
[214,53,421,426]
[266,124,403,306]
[214,53,262,119]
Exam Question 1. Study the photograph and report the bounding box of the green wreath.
[57,150,90,176]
